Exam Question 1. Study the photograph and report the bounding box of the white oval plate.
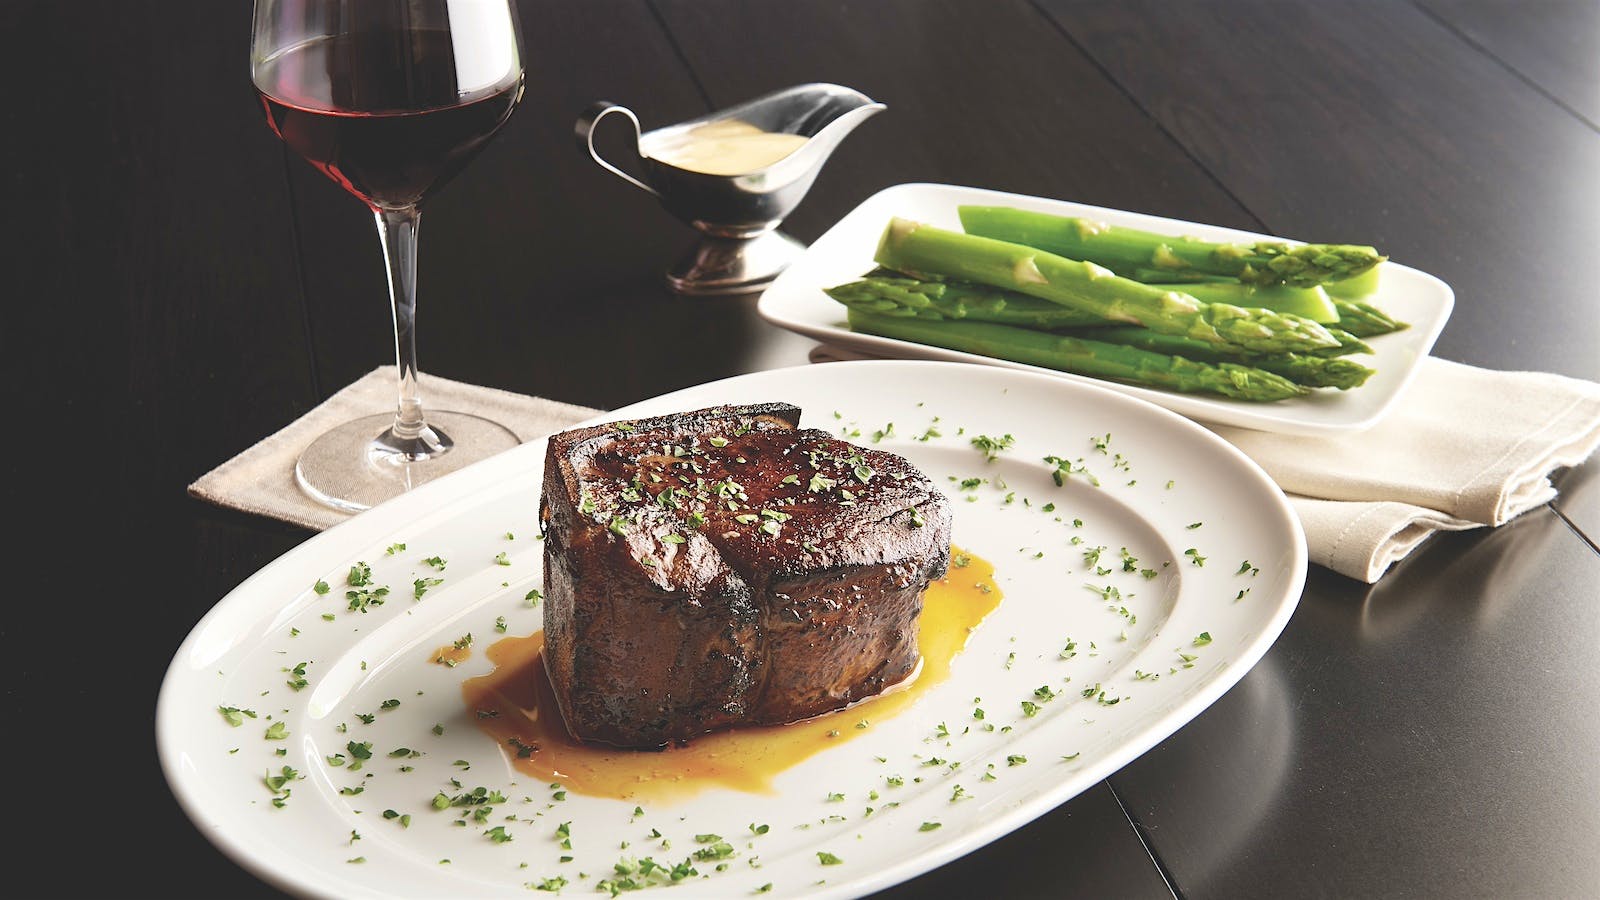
[158,360,1305,899]
[757,182,1453,436]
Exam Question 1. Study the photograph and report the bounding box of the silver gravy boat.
[576,83,886,295]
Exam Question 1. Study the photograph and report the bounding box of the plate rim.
[157,358,1306,899]
[757,180,1454,437]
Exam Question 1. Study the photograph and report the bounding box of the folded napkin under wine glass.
[810,348,1600,583]
[188,367,599,531]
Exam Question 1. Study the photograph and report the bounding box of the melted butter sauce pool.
[461,547,1000,802]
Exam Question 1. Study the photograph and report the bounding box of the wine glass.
[251,0,526,511]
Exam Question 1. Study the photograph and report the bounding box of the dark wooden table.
[8,1,1598,897]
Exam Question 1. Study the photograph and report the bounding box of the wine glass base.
[295,410,521,513]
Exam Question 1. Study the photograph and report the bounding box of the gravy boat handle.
[574,101,658,196]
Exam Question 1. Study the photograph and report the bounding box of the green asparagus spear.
[1320,328,1375,356]
[1063,327,1375,390]
[826,272,1372,390]
[957,206,1386,288]
[846,309,1308,402]
[1144,281,1339,324]
[1323,263,1381,299]
[1331,299,1409,336]
[1127,268,1234,285]
[824,274,1110,328]
[828,271,1377,357]
[874,218,1340,354]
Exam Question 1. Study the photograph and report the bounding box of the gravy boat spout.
[577,83,886,295]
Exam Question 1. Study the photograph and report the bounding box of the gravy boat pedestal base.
[666,231,806,296]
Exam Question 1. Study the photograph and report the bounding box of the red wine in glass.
[251,1,526,512]
[255,28,522,209]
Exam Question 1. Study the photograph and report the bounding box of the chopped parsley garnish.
[1185,548,1207,567]
[264,765,299,807]
[807,473,837,492]
[313,580,330,596]
[1044,455,1100,487]
[264,721,288,740]
[218,706,257,727]
[284,661,310,691]
[494,551,511,566]
[347,562,374,586]
[385,542,406,556]
[1193,632,1213,646]
[816,852,843,866]
[694,841,735,861]
[422,555,447,571]
[970,433,1015,461]
[525,588,543,606]
[919,821,942,832]
[346,585,390,612]
[413,576,444,599]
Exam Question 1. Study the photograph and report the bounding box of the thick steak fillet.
[540,403,951,749]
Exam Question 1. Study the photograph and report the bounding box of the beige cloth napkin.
[187,366,600,531]
[1211,358,1600,580]
[809,346,1600,583]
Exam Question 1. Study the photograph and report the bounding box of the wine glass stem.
[375,206,427,442]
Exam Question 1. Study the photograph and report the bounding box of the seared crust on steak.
[540,403,951,748]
